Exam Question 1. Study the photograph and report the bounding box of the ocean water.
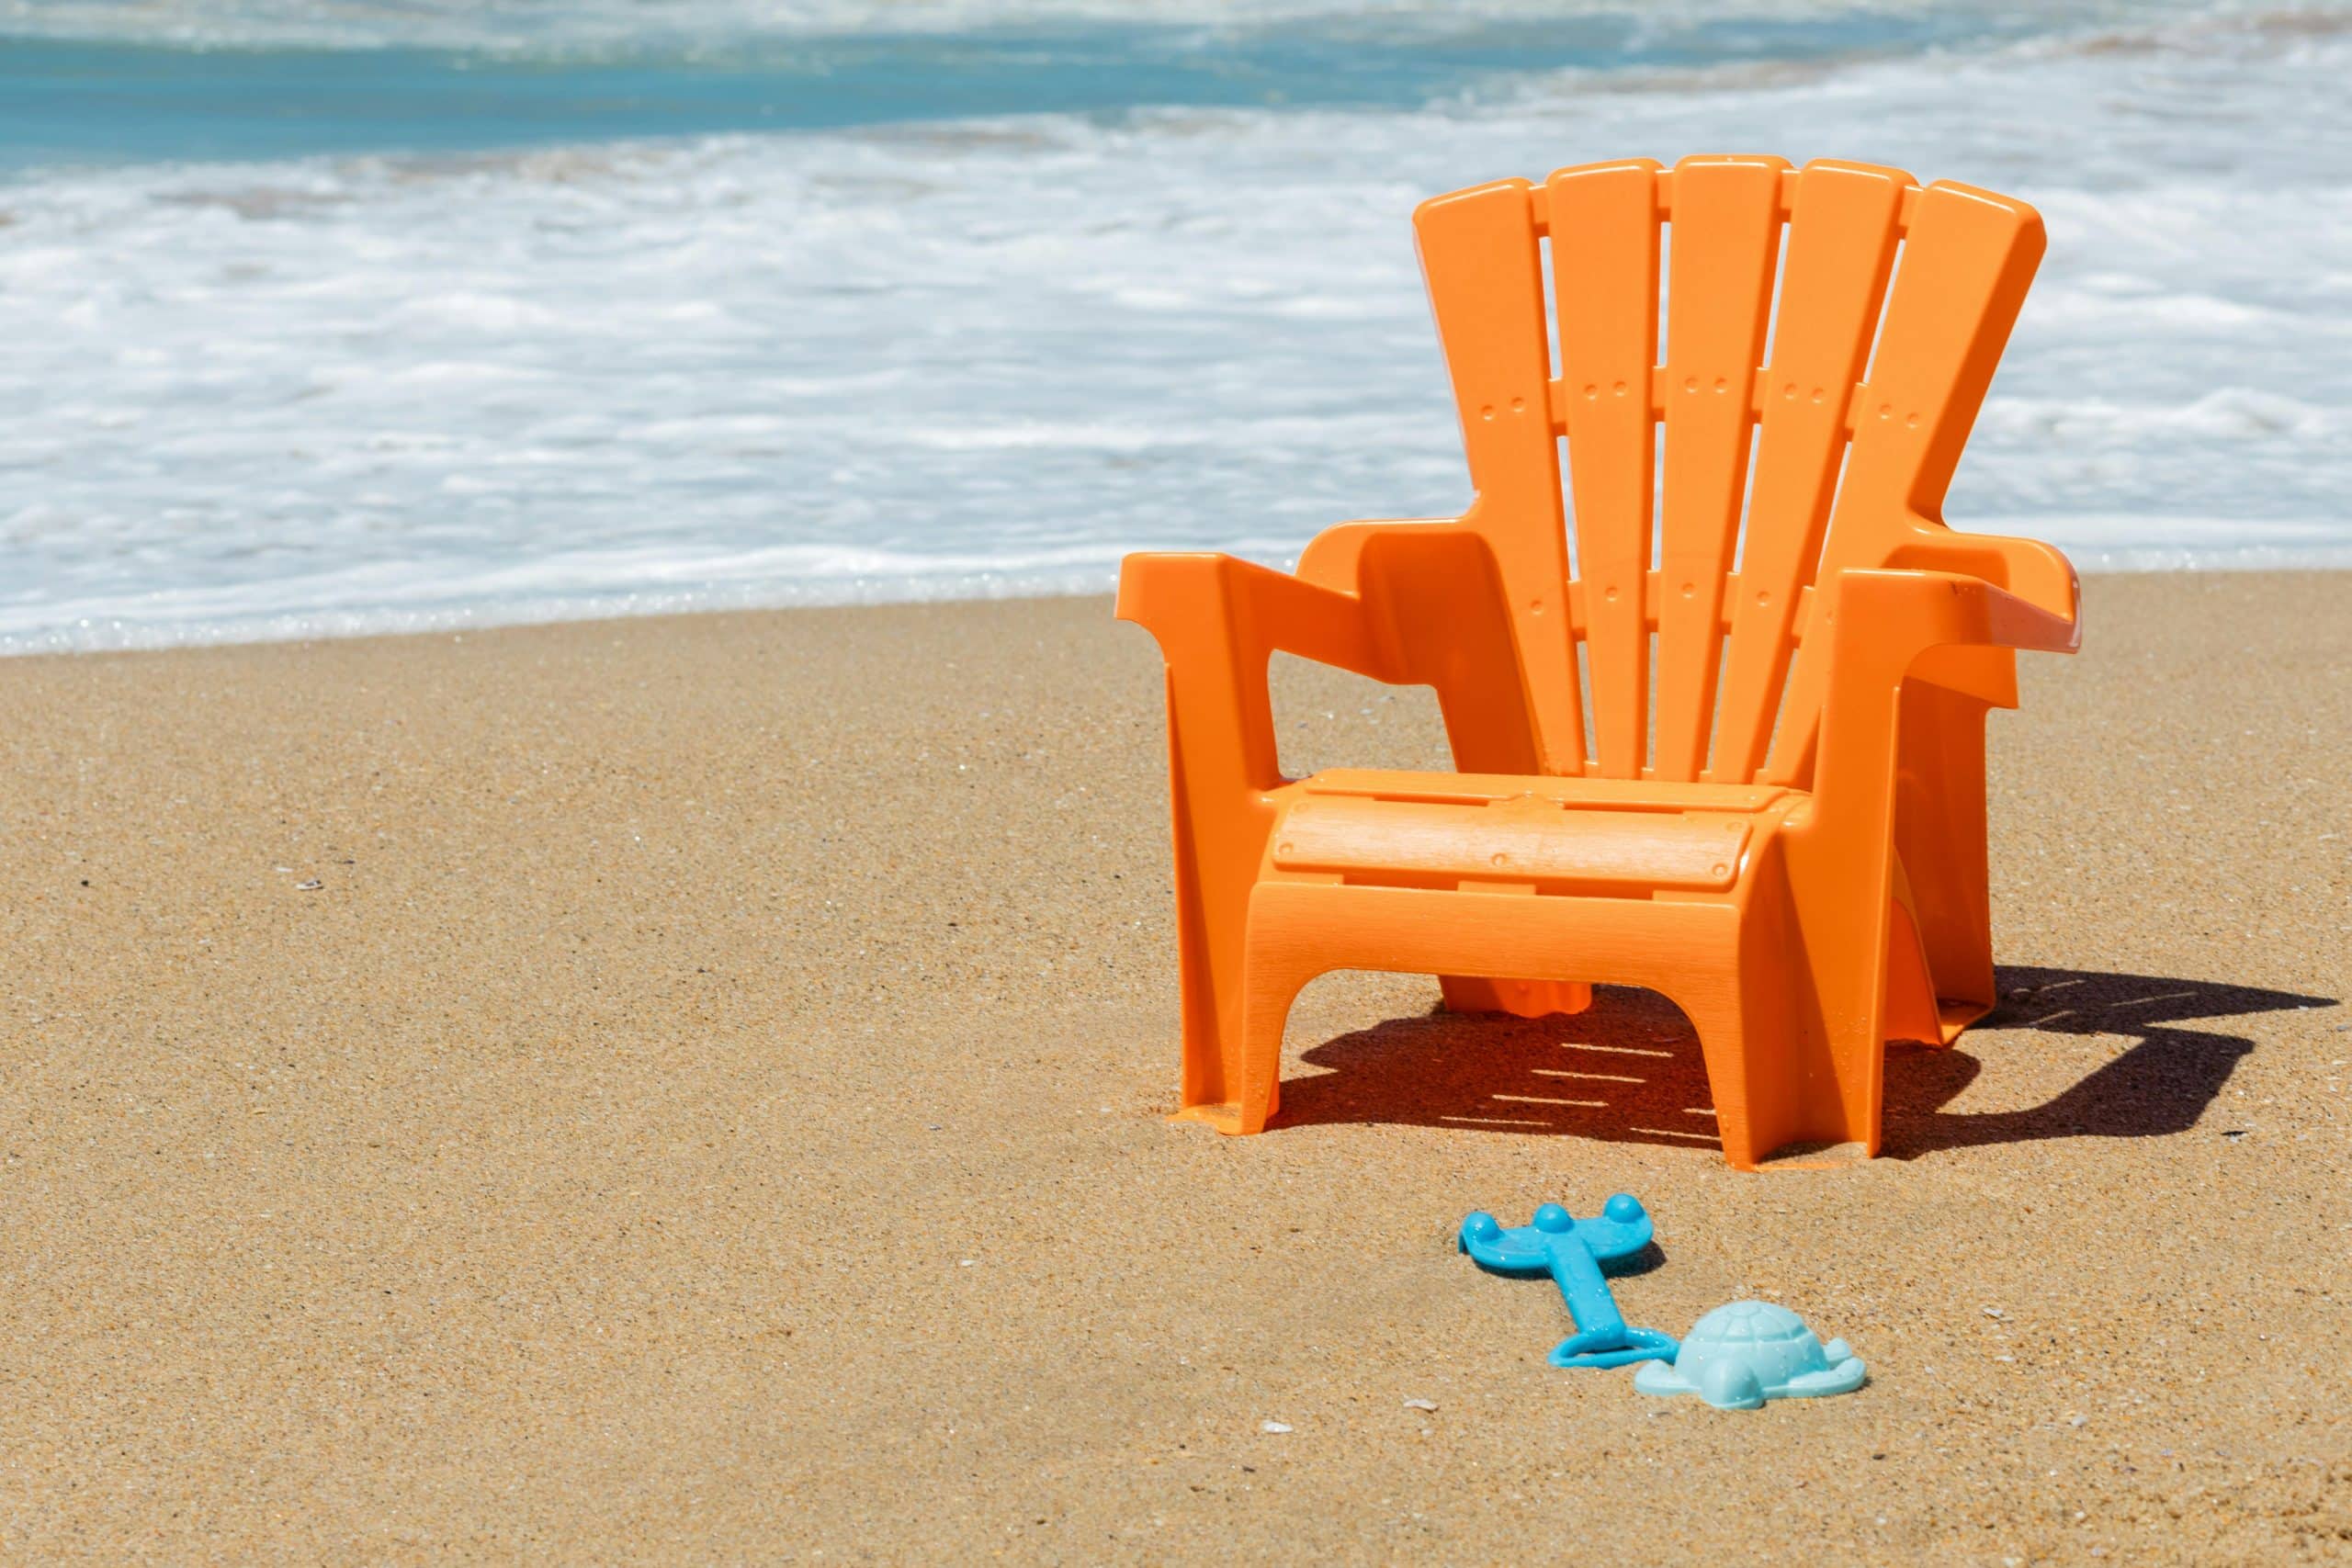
[1,1,2346,652]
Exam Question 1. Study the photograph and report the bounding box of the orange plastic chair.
[1116,155,2081,1169]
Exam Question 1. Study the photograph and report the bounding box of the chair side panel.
[1549,159,1662,779]
[1413,179,1585,773]
[1710,159,1908,783]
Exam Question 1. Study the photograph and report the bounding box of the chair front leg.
[1118,552,1387,1128]
[1153,674,1280,1124]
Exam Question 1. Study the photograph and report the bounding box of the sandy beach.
[0,569,2345,1562]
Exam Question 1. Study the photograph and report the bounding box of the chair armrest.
[1293,517,1464,594]
[1860,569,2080,660]
[1136,519,1564,780]
[1878,525,2077,705]
[1886,519,2079,622]
[1116,551,1395,682]
[1296,517,1568,773]
[1811,568,2079,829]
[1780,568,2082,1032]
[1116,551,1394,798]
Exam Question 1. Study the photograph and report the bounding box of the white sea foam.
[0,2,2345,651]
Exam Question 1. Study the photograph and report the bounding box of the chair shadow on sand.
[1274,965,2338,1159]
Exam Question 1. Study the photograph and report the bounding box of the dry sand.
[0,570,2346,1562]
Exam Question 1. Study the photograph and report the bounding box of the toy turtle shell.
[1633,1301,1866,1409]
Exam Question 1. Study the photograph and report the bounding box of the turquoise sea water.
[0,11,2064,170]
[0,1,2346,649]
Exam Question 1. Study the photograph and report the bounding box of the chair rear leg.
[1164,848,1250,1130]
[1439,976,1595,1018]
[1152,682,1279,1131]
[1403,556,1590,1027]
[1894,680,1997,1025]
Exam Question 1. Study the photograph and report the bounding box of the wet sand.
[0,570,2345,1562]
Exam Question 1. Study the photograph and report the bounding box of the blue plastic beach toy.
[1633,1301,1867,1409]
[1458,1196,1679,1369]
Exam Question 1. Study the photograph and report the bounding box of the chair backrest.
[1414,154,2043,786]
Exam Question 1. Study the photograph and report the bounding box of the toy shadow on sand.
[1274,965,2335,1158]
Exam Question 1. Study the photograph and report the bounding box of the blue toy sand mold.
[1634,1301,1868,1409]
[1458,1197,1678,1370]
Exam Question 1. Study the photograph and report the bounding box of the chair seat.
[1268,770,1803,894]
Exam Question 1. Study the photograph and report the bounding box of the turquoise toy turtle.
[1633,1301,1866,1410]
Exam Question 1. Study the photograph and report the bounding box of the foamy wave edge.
[4,526,2343,657]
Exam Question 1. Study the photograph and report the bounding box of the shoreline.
[6,557,2352,662]
[0,569,2345,1558]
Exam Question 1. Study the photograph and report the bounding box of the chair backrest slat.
[1709,160,1906,783]
[1653,155,1786,781]
[1414,178,1585,773]
[1549,159,1662,780]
